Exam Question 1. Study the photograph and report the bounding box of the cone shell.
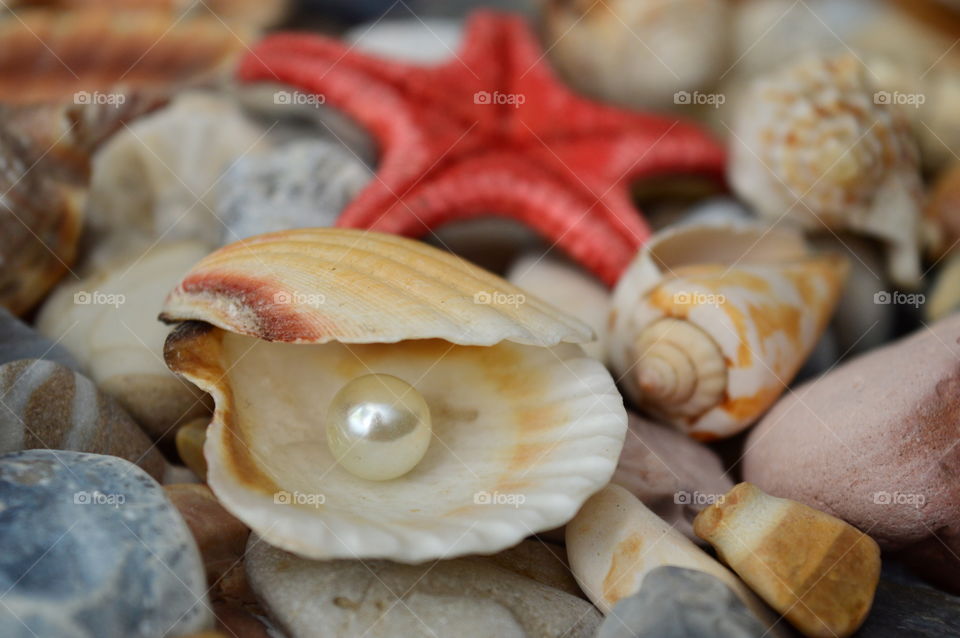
[161,229,626,562]
[728,54,925,287]
[609,221,848,440]
[0,8,250,104]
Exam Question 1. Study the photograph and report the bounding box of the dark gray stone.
[0,307,80,369]
[0,450,211,638]
[855,575,960,637]
[598,566,768,638]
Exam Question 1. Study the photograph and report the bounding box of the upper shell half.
[161,229,626,562]
[609,220,848,440]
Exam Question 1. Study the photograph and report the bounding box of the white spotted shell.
[728,54,924,287]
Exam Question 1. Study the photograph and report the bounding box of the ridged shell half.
[162,229,626,562]
[609,221,847,440]
[0,8,250,104]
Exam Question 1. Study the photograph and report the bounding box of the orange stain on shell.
[720,384,785,423]
[602,532,645,604]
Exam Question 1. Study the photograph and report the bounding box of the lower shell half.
[162,229,627,563]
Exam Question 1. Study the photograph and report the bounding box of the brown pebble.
[164,484,249,593]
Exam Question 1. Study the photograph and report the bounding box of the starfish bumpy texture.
[238,11,726,285]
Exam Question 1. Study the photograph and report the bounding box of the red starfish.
[237,11,725,286]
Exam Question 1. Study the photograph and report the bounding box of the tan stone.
[694,483,881,638]
[483,539,583,598]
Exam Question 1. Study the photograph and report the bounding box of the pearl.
[326,373,432,481]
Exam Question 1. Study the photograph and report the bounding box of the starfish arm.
[538,132,726,241]
[337,155,644,286]
[239,11,727,288]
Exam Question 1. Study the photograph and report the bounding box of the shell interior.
[168,325,625,562]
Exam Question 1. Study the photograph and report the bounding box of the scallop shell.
[161,229,626,562]
[728,54,925,287]
[0,8,249,104]
[0,96,161,315]
[541,0,730,110]
[608,221,848,440]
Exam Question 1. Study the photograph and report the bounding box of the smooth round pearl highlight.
[326,373,432,481]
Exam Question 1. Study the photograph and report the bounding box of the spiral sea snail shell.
[609,221,848,440]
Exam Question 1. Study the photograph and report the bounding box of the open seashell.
[728,54,925,288]
[0,96,161,315]
[160,228,627,562]
[0,8,250,104]
[608,221,848,440]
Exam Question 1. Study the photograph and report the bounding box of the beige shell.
[728,54,925,287]
[86,91,267,269]
[695,483,881,638]
[928,251,960,322]
[37,242,211,438]
[541,0,730,110]
[161,229,626,562]
[0,8,250,104]
[506,253,610,361]
[609,221,847,440]
[926,162,960,260]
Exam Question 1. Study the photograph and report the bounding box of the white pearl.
[326,373,432,481]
